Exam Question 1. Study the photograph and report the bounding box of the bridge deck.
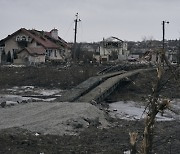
[76,69,143,103]
[58,71,125,102]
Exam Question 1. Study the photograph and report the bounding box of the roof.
[103,36,123,42]
[18,47,45,56]
[0,28,69,49]
[23,29,59,49]
[44,31,69,48]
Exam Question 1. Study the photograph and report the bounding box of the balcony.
[16,36,31,43]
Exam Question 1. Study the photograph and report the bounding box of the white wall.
[29,55,45,63]
[47,49,63,60]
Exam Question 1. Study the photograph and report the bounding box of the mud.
[0,64,180,153]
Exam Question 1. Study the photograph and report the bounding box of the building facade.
[99,37,129,62]
[0,28,70,65]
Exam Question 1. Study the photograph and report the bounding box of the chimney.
[50,28,58,40]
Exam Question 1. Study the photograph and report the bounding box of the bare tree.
[129,132,138,154]
[140,49,178,154]
[129,49,179,154]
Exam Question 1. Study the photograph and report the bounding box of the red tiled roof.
[0,28,70,49]
[44,31,69,48]
[21,29,59,49]
[18,47,45,56]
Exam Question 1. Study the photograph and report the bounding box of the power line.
[79,20,84,42]
[63,21,74,40]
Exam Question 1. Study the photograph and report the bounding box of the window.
[37,42,41,46]
[46,50,50,56]
[49,50,52,56]
[21,36,27,41]
[28,36,31,42]
[54,50,57,57]
[45,50,48,56]
[46,49,52,57]
[0,46,4,51]
[13,49,18,59]
[16,36,21,41]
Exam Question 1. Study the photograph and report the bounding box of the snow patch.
[2,64,25,68]
[35,89,61,96]
[6,101,18,106]
[109,101,179,121]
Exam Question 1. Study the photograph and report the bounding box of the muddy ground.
[0,64,101,90]
[0,64,180,154]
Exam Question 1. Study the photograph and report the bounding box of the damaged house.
[97,36,129,63]
[0,28,71,65]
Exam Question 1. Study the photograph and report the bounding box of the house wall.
[0,49,1,64]
[28,40,37,48]
[99,41,129,61]
[118,54,128,61]
[100,46,121,56]
[46,49,63,61]
[99,46,106,56]
[4,32,32,56]
[13,59,25,64]
[17,50,45,64]
[151,52,161,64]
[28,40,43,48]
[28,55,45,64]
[5,36,19,55]
[18,50,29,59]
[0,47,5,64]
[63,48,71,61]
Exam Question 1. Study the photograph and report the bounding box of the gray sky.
[0,0,180,42]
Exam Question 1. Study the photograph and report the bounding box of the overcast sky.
[0,0,180,42]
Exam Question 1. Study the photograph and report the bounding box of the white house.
[99,36,129,62]
[0,28,70,64]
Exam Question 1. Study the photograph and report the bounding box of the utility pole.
[178,38,180,65]
[73,13,81,60]
[162,20,169,66]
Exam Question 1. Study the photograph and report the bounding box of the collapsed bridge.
[59,69,150,103]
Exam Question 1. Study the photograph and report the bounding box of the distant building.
[0,28,71,65]
[80,43,99,53]
[168,50,178,63]
[127,55,140,62]
[98,36,129,62]
[143,49,179,65]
